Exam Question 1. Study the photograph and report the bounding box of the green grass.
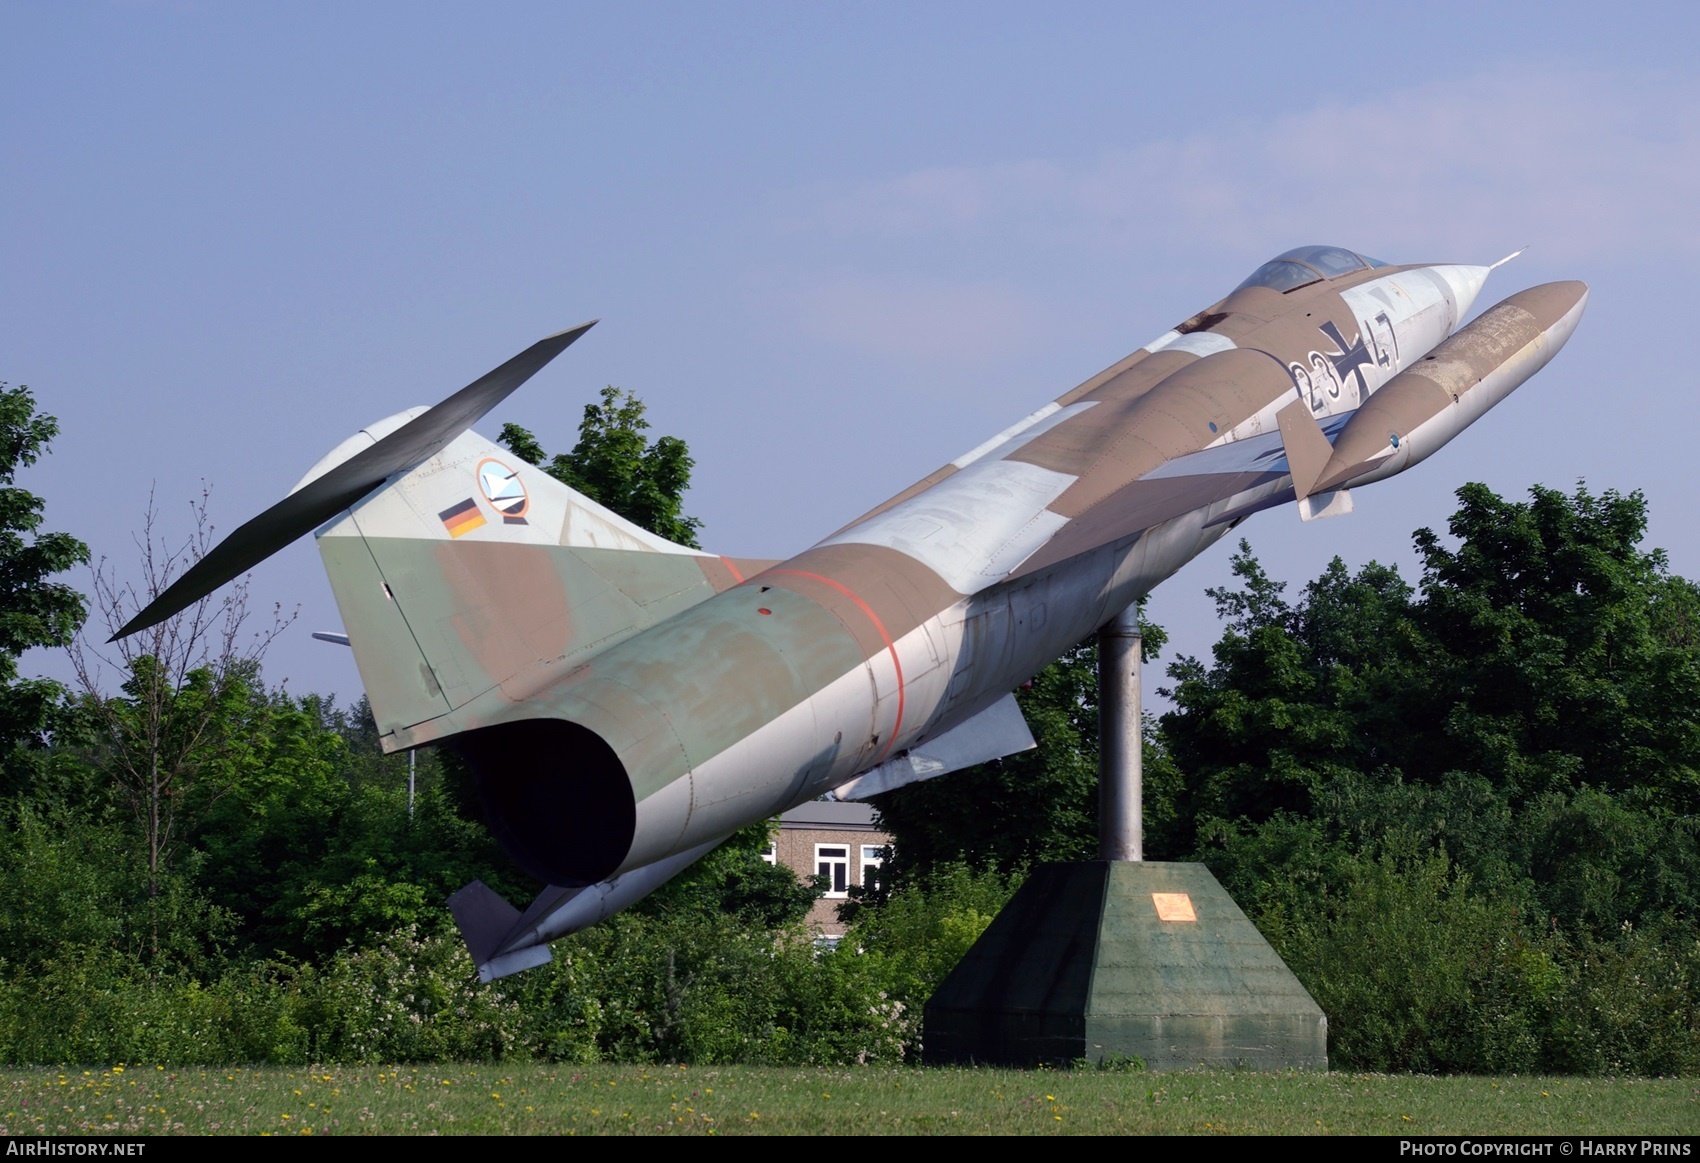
[1,1064,1694,1136]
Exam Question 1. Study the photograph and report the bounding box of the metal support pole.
[1098,604,1143,862]
[408,750,416,819]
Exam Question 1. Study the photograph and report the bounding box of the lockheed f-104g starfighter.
[119,244,1588,979]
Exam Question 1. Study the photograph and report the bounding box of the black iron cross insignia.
[1318,320,1373,395]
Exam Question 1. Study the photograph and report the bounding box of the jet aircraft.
[120,245,1588,979]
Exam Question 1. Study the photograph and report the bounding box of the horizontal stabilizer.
[830,693,1036,801]
[112,321,597,640]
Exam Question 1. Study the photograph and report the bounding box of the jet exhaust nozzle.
[450,717,637,887]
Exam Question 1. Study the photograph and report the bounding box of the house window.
[860,844,885,884]
[816,845,849,898]
[760,840,777,866]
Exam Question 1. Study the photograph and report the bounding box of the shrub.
[1543,922,1700,1076]
[300,926,525,1063]
[841,862,1022,1020]
[1259,844,1558,1073]
[511,910,916,1064]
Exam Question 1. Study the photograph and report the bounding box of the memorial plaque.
[1151,892,1196,922]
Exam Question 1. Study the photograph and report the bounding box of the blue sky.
[6,2,1700,703]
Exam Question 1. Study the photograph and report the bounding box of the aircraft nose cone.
[1431,264,1492,324]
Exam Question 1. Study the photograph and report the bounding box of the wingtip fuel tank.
[1311,280,1589,495]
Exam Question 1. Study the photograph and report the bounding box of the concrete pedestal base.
[923,861,1327,1070]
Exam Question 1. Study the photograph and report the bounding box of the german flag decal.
[439,498,487,538]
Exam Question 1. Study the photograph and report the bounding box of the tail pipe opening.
[450,718,635,886]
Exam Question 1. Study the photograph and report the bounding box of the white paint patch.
[1146,331,1236,358]
[952,401,1057,468]
[951,400,1097,469]
[973,508,1073,588]
[1332,269,1455,400]
[820,457,1077,594]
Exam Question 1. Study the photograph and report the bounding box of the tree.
[1158,547,1411,860]
[0,384,89,797]
[67,489,294,933]
[499,386,703,547]
[1407,482,1700,811]
[180,688,543,960]
[1161,482,1700,935]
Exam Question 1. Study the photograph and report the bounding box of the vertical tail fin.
[315,426,767,745]
[104,322,778,747]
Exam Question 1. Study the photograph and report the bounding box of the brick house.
[763,800,892,941]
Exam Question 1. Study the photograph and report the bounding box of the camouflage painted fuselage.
[313,251,1586,890]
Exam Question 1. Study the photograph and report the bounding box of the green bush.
[0,858,1695,1073]
[0,928,527,1067]
[511,910,915,1065]
[1543,923,1700,1076]
[0,806,234,974]
[840,862,1022,1021]
[1258,843,1559,1073]
[1256,842,1700,1075]
[300,926,526,1063]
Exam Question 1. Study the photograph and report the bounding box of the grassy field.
[1,1064,1696,1136]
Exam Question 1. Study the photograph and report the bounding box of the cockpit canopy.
[1234,245,1389,294]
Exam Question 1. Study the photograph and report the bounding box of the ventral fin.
[1276,399,1334,500]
